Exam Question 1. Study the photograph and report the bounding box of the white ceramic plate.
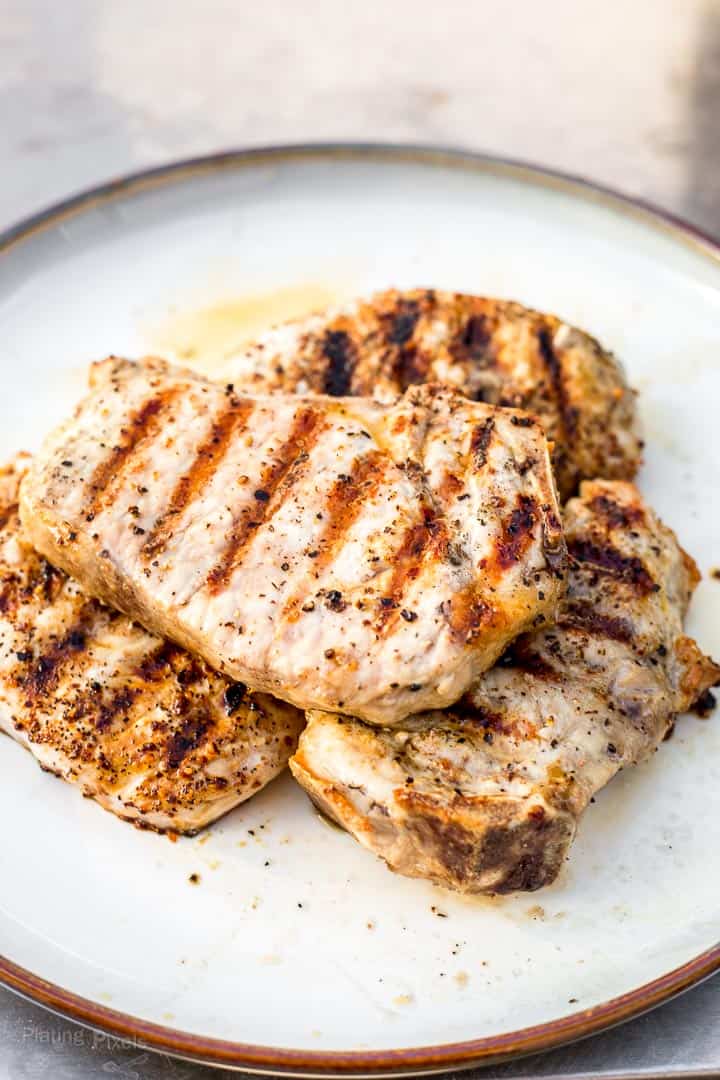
[0,147,719,1076]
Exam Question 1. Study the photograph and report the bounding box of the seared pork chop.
[0,457,303,834]
[291,480,719,893]
[20,357,566,726]
[219,289,641,498]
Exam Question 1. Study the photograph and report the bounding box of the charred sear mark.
[135,640,186,682]
[321,330,357,396]
[325,590,346,613]
[690,689,717,718]
[559,603,633,643]
[589,494,645,530]
[470,417,495,469]
[456,697,505,731]
[96,687,136,731]
[391,343,430,389]
[442,587,492,644]
[537,326,579,441]
[500,637,559,680]
[35,559,66,603]
[223,682,247,714]
[84,388,182,514]
[568,538,659,595]
[165,712,213,770]
[376,509,447,635]
[206,407,324,593]
[281,454,384,622]
[384,298,420,345]
[21,604,96,697]
[142,399,255,560]
[451,313,494,366]
[495,494,537,569]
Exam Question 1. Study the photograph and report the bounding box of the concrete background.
[0,1,719,1077]
[1,0,719,236]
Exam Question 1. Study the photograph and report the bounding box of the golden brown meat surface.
[291,481,719,894]
[0,457,304,834]
[20,357,566,726]
[220,289,641,497]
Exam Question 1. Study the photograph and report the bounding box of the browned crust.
[290,750,575,895]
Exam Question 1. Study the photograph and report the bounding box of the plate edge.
[0,140,718,1074]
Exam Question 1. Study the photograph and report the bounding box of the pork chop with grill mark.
[20,356,566,726]
[0,457,304,834]
[290,480,719,893]
[219,288,641,498]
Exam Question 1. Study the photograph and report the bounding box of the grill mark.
[493,494,538,570]
[457,698,504,729]
[302,452,385,580]
[391,343,430,390]
[21,603,97,698]
[85,388,182,515]
[470,417,496,469]
[589,494,645,530]
[537,326,578,442]
[96,686,136,732]
[499,637,559,680]
[384,299,420,346]
[376,509,447,635]
[142,399,255,560]
[206,407,325,594]
[455,694,539,740]
[558,603,634,643]
[449,312,495,370]
[568,538,659,595]
[134,640,186,682]
[165,712,214,770]
[321,330,357,396]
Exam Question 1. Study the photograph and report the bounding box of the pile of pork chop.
[4,289,717,894]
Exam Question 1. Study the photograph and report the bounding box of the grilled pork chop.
[20,357,566,726]
[0,457,303,834]
[219,289,641,498]
[291,480,719,893]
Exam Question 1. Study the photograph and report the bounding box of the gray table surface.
[1,1,719,1077]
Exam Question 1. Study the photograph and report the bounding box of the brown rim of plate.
[0,144,718,1076]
